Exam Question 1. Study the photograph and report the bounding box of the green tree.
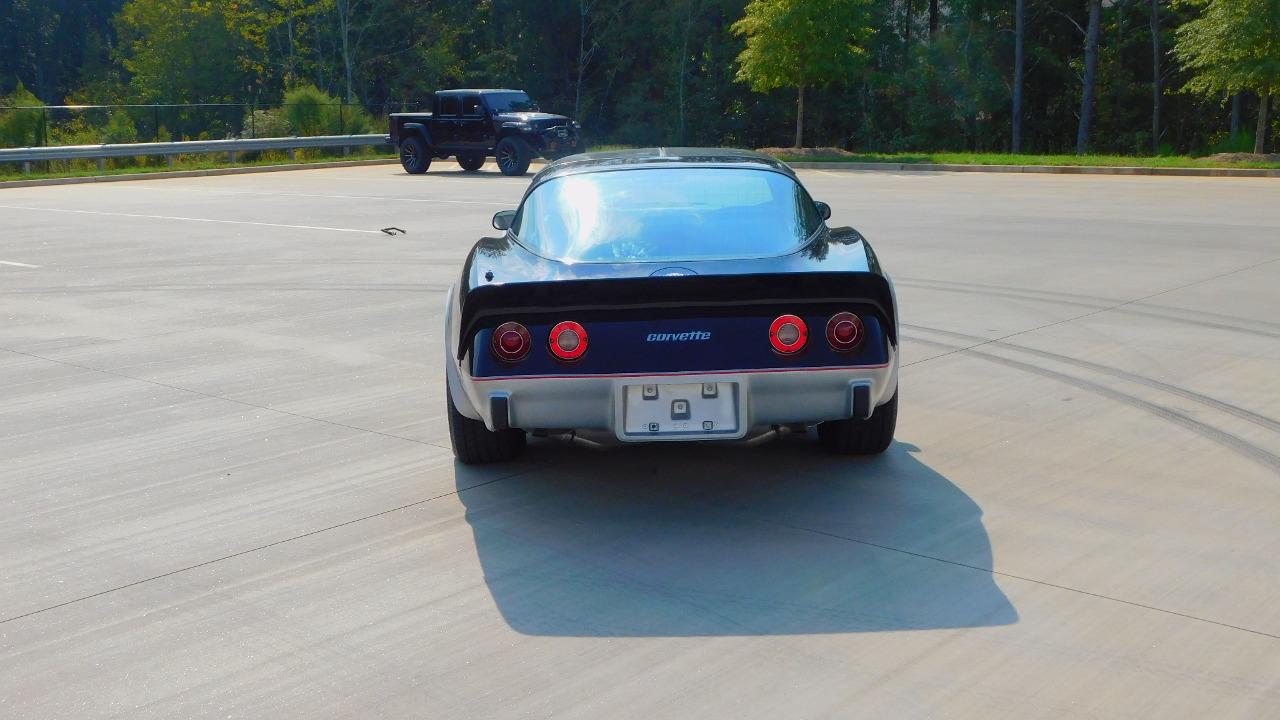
[0,0,125,105]
[732,0,874,148]
[909,19,1008,151]
[6,0,1277,156]
[1077,0,1102,154]
[1175,0,1280,153]
[115,0,249,104]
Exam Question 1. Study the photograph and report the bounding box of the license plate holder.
[622,382,739,438]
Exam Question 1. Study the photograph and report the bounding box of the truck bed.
[388,113,433,146]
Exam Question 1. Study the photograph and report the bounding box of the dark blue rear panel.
[471,307,889,378]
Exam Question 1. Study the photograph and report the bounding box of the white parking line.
[0,205,385,234]
[108,185,514,206]
[200,189,507,205]
[0,260,41,268]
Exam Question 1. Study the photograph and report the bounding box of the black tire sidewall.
[399,136,430,174]
[446,383,526,464]
[496,137,532,176]
[817,390,898,455]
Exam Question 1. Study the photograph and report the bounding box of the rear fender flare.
[401,122,434,149]
[444,287,482,420]
[884,271,900,345]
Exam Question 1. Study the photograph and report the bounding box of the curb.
[0,158,400,189]
[783,161,1280,178]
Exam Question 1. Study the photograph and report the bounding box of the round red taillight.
[826,312,865,352]
[491,322,530,362]
[769,314,808,355]
[548,321,588,361]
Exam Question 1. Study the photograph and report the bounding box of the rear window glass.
[513,168,820,263]
[439,95,461,116]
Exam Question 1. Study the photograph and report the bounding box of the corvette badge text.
[646,331,712,342]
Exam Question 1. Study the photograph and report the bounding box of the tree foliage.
[732,0,874,146]
[1175,0,1280,152]
[0,0,1276,155]
[116,0,250,103]
[732,0,873,93]
[1175,0,1280,98]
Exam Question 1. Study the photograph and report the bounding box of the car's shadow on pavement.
[453,437,1017,637]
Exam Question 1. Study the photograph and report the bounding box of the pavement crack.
[776,523,1280,642]
[0,468,535,626]
[0,344,449,451]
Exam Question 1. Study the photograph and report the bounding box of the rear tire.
[495,136,532,176]
[399,136,430,174]
[457,152,485,171]
[447,386,526,464]
[817,391,897,455]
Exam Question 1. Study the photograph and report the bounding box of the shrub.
[282,83,377,137]
[284,84,332,136]
[49,117,101,147]
[338,104,376,135]
[101,110,139,144]
[1204,130,1255,155]
[242,107,290,138]
[0,81,45,148]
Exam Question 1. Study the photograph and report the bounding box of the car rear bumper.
[453,350,898,442]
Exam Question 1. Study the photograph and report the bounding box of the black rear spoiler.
[457,272,896,361]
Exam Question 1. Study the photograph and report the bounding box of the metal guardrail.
[0,134,388,172]
[1,101,428,147]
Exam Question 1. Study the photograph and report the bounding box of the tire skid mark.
[0,284,446,295]
[31,260,465,270]
[905,335,1280,472]
[896,278,1280,339]
[897,278,1118,310]
[906,323,1280,435]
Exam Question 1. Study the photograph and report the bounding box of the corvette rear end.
[443,148,899,463]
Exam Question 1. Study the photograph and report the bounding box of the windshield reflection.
[486,92,540,113]
[513,168,820,264]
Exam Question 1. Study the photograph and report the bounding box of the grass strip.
[769,151,1280,170]
[1,149,397,182]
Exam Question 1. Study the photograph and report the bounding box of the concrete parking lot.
[2,163,1278,718]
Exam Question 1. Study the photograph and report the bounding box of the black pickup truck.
[388,89,580,176]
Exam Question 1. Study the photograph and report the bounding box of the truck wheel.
[817,390,897,456]
[399,136,430,174]
[446,386,526,464]
[457,152,486,171]
[495,137,532,176]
